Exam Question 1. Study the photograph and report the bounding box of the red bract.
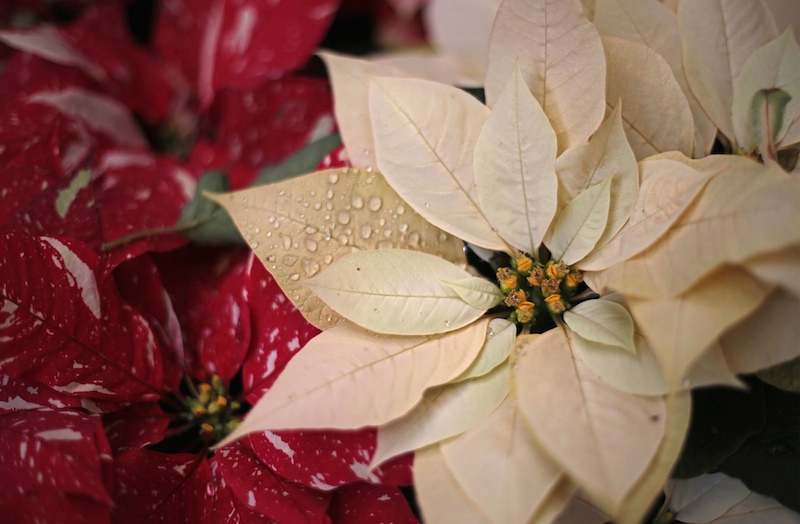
[327,483,419,524]
[155,0,340,108]
[0,232,164,402]
[0,376,114,523]
[209,77,335,186]
[113,449,214,523]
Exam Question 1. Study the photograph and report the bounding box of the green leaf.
[304,249,486,335]
[564,298,636,355]
[441,277,504,310]
[473,64,559,255]
[55,169,91,219]
[453,318,516,382]
[547,174,613,265]
[371,364,510,469]
[216,319,489,448]
[732,28,800,151]
[179,172,243,245]
[252,134,343,186]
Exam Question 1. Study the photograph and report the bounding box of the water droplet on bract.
[309,190,317,197]
[268,216,276,223]
[305,239,318,252]
[366,166,373,172]
[292,242,299,249]
[289,273,300,281]
[283,255,298,266]
[249,241,259,249]
[487,327,494,336]
[313,202,322,210]
[325,314,332,322]
[336,212,351,225]
[396,204,405,215]
[444,320,451,327]
[338,234,349,244]
[303,202,309,208]
[305,225,317,234]
[266,231,272,237]
[295,196,303,203]
[360,225,372,239]
[424,202,430,208]
[326,189,334,199]
[368,197,382,211]
[206,482,216,496]
[373,308,380,314]
[273,221,281,229]
[302,258,320,277]
[253,226,261,234]
[362,148,370,156]
[438,233,448,241]
[351,195,364,209]
[325,202,334,211]
[283,237,292,250]
[323,255,333,264]
[378,218,386,226]
[383,229,392,238]
[328,172,339,184]
[278,190,286,196]
[266,254,276,262]
[408,232,420,247]
[398,223,409,233]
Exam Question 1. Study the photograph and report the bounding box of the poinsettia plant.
[0,1,428,522]
[211,0,800,522]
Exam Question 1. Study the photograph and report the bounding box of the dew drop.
[305,239,318,252]
[292,242,299,249]
[283,255,298,266]
[351,195,364,209]
[328,172,339,184]
[272,220,281,229]
[309,190,317,197]
[444,320,451,327]
[325,202,334,211]
[487,327,494,336]
[253,226,261,234]
[360,225,372,239]
[396,204,405,215]
[337,234,349,244]
[325,189,334,199]
[266,231,272,237]
[438,233,448,241]
[266,254,276,262]
[313,202,322,210]
[398,223,409,233]
[249,241,260,249]
[283,237,292,250]
[295,196,303,203]
[378,218,386,226]
[304,225,318,234]
[268,216,276,223]
[323,255,333,264]
[336,212,351,225]
[368,197,383,211]
[278,190,286,197]
[373,308,380,314]
[302,258,320,277]
[383,229,392,238]
[408,232,420,247]
[288,273,300,281]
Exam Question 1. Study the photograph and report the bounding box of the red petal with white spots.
[0,374,84,414]
[97,151,195,271]
[241,260,320,404]
[0,232,164,401]
[153,247,253,383]
[0,406,113,523]
[0,53,96,109]
[315,144,351,171]
[215,441,331,524]
[248,428,412,491]
[210,459,281,524]
[327,483,418,523]
[155,0,339,108]
[113,255,185,391]
[103,402,171,456]
[112,450,214,524]
[209,76,335,180]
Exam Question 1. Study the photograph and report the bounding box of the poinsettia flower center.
[496,253,584,328]
[184,374,243,444]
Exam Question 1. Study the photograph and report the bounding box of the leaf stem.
[102,215,213,251]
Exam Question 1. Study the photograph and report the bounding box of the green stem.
[102,215,214,251]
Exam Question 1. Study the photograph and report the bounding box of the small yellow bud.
[192,404,208,417]
[198,384,212,394]
[505,289,527,308]
[547,264,559,280]
[544,294,562,303]
[545,295,566,314]
[516,305,535,323]
[216,396,228,407]
[565,270,584,288]
[200,423,215,435]
[527,267,544,286]
[496,267,519,292]
[513,254,533,274]
[541,278,560,295]
[555,262,570,279]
